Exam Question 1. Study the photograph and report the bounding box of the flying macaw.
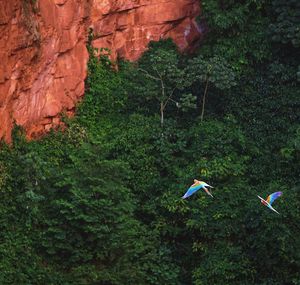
[182,179,214,199]
[257,192,282,214]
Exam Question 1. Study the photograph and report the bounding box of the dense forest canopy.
[0,0,299,284]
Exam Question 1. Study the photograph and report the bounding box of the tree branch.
[138,68,160,81]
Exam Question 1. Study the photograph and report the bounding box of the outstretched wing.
[199,181,213,188]
[203,187,214,198]
[182,184,203,199]
[266,192,282,205]
[267,204,280,214]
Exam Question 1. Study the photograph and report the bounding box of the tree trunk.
[160,102,164,127]
[200,78,209,122]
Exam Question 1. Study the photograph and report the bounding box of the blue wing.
[266,191,282,205]
[182,184,203,199]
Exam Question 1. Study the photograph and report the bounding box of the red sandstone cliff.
[0,0,202,142]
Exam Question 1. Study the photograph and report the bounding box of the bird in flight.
[182,179,214,199]
[257,192,282,214]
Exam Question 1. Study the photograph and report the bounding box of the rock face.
[0,0,89,142]
[91,0,202,61]
[0,0,202,142]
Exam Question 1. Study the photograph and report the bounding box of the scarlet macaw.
[257,192,282,214]
[182,179,214,199]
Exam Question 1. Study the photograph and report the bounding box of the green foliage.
[192,244,254,285]
[199,0,272,71]
[81,47,128,123]
[269,0,300,48]
[189,55,237,90]
[280,126,300,180]
[281,127,300,160]
[0,125,180,284]
[128,40,197,125]
[188,55,237,120]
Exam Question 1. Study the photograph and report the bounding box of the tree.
[133,41,196,126]
[188,55,236,121]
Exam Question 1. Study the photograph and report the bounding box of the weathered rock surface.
[0,0,202,142]
[91,0,202,61]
